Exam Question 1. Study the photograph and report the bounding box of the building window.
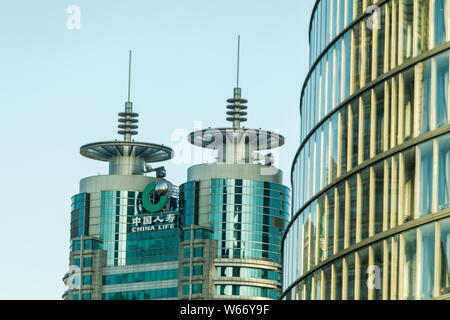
[103,269,178,285]
[438,135,450,211]
[71,240,81,251]
[194,247,203,258]
[418,223,436,299]
[232,285,240,295]
[183,266,190,277]
[434,0,449,46]
[182,284,202,295]
[435,51,449,129]
[194,228,211,239]
[216,285,278,299]
[192,284,202,294]
[82,275,92,285]
[83,257,92,268]
[103,288,178,300]
[82,293,91,300]
[193,265,203,276]
[82,239,102,250]
[417,140,433,217]
[440,218,450,295]
[182,285,189,295]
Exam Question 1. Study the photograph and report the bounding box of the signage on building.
[142,181,168,213]
[131,180,176,233]
[131,213,176,233]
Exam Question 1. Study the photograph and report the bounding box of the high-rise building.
[283,0,450,300]
[178,38,290,299]
[63,53,180,300]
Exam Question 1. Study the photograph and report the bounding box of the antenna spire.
[118,50,139,141]
[127,50,132,102]
[226,35,248,129]
[236,35,240,88]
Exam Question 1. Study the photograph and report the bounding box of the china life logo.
[141,181,168,213]
[131,213,177,232]
[132,181,176,233]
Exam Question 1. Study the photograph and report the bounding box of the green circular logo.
[142,181,168,213]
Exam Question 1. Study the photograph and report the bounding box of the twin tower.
[63,46,290,300]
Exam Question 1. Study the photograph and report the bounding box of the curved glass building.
[63,54,180,300]
[178,55,290,299]
[282,0,450,300]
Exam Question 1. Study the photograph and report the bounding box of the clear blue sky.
[0,0,315,299]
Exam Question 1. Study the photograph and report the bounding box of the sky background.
[0,0,315,299]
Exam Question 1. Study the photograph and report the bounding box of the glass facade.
[302,0,450,149]
[217,266,281,282]
[183,283,202,295]
[67,184,180,300]
[99,190,180,266]
[216,285,279,299]
[70,239,102,252]
[181,179,289,265]
[284,217,450,300]
[284,0,450,300]
[180,178,290,299]
[70,193,90,239]
[103,269,178,285]
[103,287,178,300]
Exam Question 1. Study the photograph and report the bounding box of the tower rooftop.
[80,51,173,174]
[186,36,284,167]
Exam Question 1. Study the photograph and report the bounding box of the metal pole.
[128,50,132,102]
[79,234,83,300]
[236,35,240,88]
[189,222,193,300]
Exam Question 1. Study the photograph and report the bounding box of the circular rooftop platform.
[188,127,285,151]
[80,141,174,163]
